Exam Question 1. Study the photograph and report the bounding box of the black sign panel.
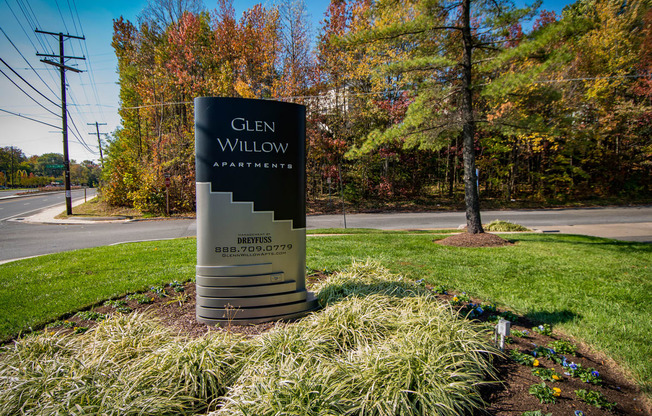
[195,97,306,228]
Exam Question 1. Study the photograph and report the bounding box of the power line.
[0,107,60,129]
[20,0,44,33]
[88,121,106,166]
[6,0,60,90]
[0,26,60,100]
[66,108,96,154]
[5,0,42,53]
[0,67,60,117]
[66,82,101,155]
[15,0,52,55]
[0,57,60,107]
[36,28,86,215]
[118,89,407,110]
[66,0,80,39]
[54,0,71,40]
[74,15,106,121]
[116,71,652,113]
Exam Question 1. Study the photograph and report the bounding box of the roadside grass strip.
[0,262,497,416]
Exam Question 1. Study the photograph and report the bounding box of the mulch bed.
[436,232,514,247]
[41,271,651,416]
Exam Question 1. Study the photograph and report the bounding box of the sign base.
[195,183,318,325]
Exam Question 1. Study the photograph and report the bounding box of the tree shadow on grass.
[510,234,652,252]
[524,309,580,326]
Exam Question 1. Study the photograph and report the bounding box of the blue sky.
[0,0,571,163]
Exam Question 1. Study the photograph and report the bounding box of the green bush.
[484,220,531,232]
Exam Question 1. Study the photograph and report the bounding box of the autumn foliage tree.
[483,0,651,200]
[106,0,311,214]
[105,0,651,215]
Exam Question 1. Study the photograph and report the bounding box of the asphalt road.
[0,190,196,262]
[307,206,652,228]
[0,191,650,263]
[308,206,652,243]
[0,189,94,221]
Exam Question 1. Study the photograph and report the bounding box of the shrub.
[485,220,530,232]
[0,262,500,416]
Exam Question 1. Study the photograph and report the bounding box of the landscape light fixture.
[495,319,511,351]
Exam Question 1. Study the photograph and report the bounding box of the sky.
[0,0,571,164]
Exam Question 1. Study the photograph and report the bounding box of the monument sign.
[194,97,317,324]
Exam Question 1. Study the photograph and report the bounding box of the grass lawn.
[0,238,195,341]
[0,231,650,395]
[307,232,652,395]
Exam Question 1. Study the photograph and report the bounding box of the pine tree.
[343,0,538,233]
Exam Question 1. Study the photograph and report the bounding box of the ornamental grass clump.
[215,261,499,416]
[1,261,500,416]
[0,313,249,416]
[316,259,431,306]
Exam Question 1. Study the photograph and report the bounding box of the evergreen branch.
[487,0,505,15]
[472,57,496,65]
[380,56,458,75]
[403,123,451,136]
[481,119,544,133]
[361,26,462,44]
[475,38,517,47]
[475,44,501,51]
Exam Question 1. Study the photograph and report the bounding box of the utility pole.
[36,30,85,215]
[88,122,107,167]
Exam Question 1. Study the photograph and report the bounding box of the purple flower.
[549,348,556,355]
[570,363,578,370]
[532,351,538,357]
[562,356,568,367]
[592,370,600,378]
[476,306,484,314]
[575,411,585,416]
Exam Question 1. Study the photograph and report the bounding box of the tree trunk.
[461,0,484,234]
[447,138,455,197]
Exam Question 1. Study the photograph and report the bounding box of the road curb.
[17,195,114,225]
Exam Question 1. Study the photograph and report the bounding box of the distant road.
[0,189,95,222]
[0,189,196,263]
[0,200,650,263]
[307,206,652,229]
[308,206,652,243]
